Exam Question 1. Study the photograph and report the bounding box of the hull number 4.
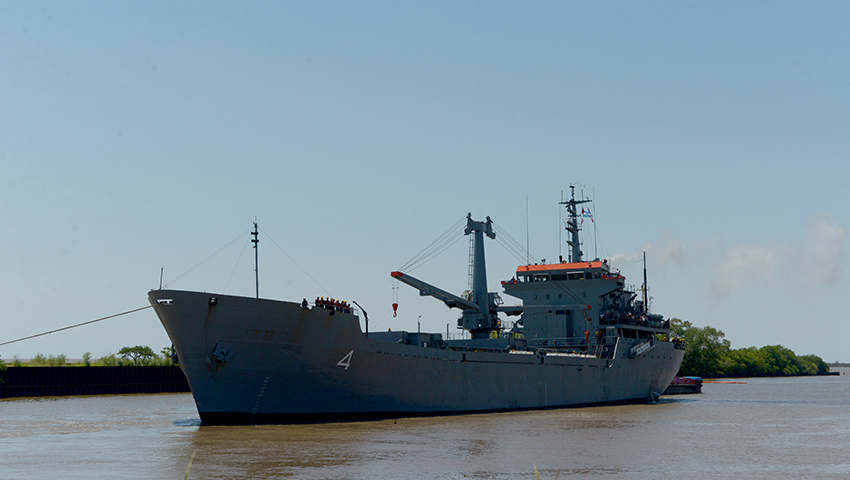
[337,350,354,371]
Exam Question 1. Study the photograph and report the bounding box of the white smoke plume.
[801,212,845,285]
[608,230,716,269]
[711,241,790,297]
[609,213,845,298]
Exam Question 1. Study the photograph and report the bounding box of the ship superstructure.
[149,188,684,424]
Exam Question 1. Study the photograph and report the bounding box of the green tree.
[672,318,830,377]
[30,353,48,366]
[719,346,766,377]
[50,354,68,366]
[158,346,176,366]
[96,353,122,366]
[28,353,67,366]
[118,346,156,364]
[758,345,800,376]
[670,318,731,377]
[797,354,829,375]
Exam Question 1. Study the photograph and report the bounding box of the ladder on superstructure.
[467,235,475,292]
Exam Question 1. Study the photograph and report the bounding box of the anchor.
[209,341,234,370]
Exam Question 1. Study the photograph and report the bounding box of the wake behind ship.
[149,189,685,424]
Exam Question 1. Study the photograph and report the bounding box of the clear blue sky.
[2,1,848,362]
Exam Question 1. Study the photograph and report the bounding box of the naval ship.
[149,189,685,424]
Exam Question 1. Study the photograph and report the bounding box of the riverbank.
[0,366,189,399]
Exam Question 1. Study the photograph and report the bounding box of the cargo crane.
[391,214,521,339]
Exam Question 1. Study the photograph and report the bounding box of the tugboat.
[149,187,684,424]
[664,376,703,395]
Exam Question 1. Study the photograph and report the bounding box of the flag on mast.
[581,207,594,226]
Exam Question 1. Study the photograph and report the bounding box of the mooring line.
[0,305,153,347]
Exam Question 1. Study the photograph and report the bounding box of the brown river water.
[1,372,848,479]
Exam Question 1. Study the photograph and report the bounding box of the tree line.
[670,319,829,378]
[0,346,175,368]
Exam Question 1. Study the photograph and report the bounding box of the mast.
[559,186,591,263]
[642,251,648,313]
[465,213,495,324]
[558,191,562,262]
[252,221,259,299]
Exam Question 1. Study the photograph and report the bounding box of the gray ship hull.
[149,289,684,424]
